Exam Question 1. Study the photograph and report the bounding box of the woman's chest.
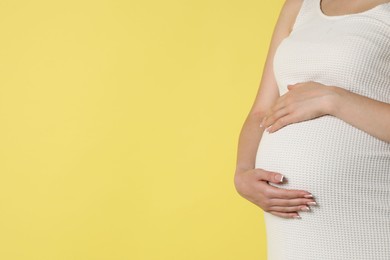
[273,17,390,101]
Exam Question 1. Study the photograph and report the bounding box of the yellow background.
[0,0,284,259]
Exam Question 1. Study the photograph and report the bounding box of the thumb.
[287,84,297,90]
[254,168,284,184]
[287,83,304,90]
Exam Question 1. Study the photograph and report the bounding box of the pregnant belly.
[255,115,390,211]
[256,116,390,259]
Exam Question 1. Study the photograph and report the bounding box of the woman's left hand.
[261,81,337,133]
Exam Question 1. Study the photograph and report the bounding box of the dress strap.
[291,0,319,31]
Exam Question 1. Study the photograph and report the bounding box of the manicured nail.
[304,194,313,198]
[307,201,317,206]
[301,206,310,212]
[275,175,284,182]
[293,215,301,219]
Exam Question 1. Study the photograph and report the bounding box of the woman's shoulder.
[279,0,307,31]
[281,0,322,32]
[279,0,305,33]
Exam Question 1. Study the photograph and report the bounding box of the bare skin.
[319,0,390,17]
[262,82,390,142]
[234,0,390,219]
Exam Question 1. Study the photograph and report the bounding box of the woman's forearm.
[234,110,315,219]
[330,86,390,143]
[262,82,390,143]
[235,112,266,174]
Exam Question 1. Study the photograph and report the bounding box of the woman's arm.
[236,0,300,176]
[262,82,390,143]
[331,86,390,142]
[234,0,316,219]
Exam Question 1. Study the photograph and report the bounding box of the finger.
[287,83,305,90]
[267,116,288,133]
[264,98,287,120]
[268,205,311,213]
[268,97,288,115]
[268,211,301,219]
[263,97,291,128]
[287,84,298,90]
[266,185,313,199]
[267,113,299,133]
[269,198,316,207]
[259,116,267,128]
[264,108,289,128]
[253,168,284,184]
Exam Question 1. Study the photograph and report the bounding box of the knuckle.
[290,199,303,206]
[278,117,285,126]
[266,173,275,182]
[294,191,306,197]
[280,191,291,199]
[262,204,271,212]
[258,170,269,180]
[284,200,295,207]
[283,207,296,213]
[286,199,301,206]
[262,188,271,197]
[295,199,307,206]
[279,213,291,219]
[294,206,303,211]
[262,200,271,209]
[267,115,274,124]
[302,199,312,204]
[286,105,294,113]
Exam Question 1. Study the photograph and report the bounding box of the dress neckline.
[318,0,390,19]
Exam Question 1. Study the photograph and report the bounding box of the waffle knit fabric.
[255,0,390,259]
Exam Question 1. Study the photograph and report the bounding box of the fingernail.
[304,194,313,198]
[301,206,310,212]
[275,175,284,182]
[293,215,301,219]
[307,201,317,206]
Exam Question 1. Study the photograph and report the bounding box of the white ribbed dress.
[255,0,390,259]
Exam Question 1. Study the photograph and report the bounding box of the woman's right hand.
[234,168,316,219]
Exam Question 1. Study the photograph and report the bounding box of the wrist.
[235,166,252,175]
[326,86,348,117]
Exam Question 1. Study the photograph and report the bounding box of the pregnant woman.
[234,0,390,259]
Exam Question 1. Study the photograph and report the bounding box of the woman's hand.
[261,81,336,133]
[234,168,316,219]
